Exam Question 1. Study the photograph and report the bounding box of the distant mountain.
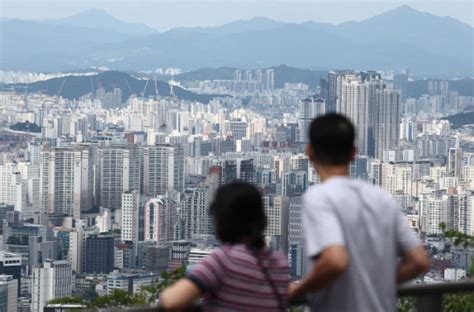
[0,19,131,71]
[6,71,218,105]
[170,17,286,34]
[442,112,474,129]
[49,9,157,36]
[1,6,472,75]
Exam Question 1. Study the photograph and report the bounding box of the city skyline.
[1,0,473,310]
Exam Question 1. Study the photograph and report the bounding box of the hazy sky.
[1,0,473,30]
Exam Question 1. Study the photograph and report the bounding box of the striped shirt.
[187,244,290,311]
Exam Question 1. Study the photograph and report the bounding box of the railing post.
[416,294,442,312]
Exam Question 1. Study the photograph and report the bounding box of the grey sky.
[1,0,473,30]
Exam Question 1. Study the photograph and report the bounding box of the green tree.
[91,289,146,308]
[438,223,474,310]
[140,265,187,303]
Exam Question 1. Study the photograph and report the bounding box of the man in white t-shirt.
[288,113,429,312]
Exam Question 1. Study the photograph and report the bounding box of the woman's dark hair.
[209,181,267,249]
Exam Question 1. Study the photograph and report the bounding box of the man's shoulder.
[304,179,396,206]
[304,183,327,202]
[355,179,395,200]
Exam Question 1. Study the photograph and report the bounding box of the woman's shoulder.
[266,250,290,268]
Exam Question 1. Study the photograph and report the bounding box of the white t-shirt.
[303,176,419,312]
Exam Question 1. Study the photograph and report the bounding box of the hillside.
[442,112,474,129]
[7,71,219,105]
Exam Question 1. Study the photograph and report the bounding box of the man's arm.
[397,245,430,283]
[289,245,349,300]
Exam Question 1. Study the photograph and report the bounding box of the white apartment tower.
[31,260,72,312]
[143,144,184,196]
[0,163,26,212]
[96,145,141,210]
[40,146,94,218]
[121,191,140,242]
[337,75,371,155]
[336,71,391,157]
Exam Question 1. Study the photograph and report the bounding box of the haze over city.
[1,0,473,30]
[0,0,473,311]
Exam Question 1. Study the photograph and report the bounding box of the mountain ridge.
[47,8,157,36]
[1,6,472,75]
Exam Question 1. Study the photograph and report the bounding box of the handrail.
[83,281,474,312]
[398,280,474,296]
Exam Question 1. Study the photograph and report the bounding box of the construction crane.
[56,80,66,97]
[141,78,150,98]
[165,68,180,100]
[153,75,159,99]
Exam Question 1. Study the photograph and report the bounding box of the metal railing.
[397,280,474,312]
[81,281,474,312]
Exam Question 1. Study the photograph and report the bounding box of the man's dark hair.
[308,113,355,165]
[209,181,266,249]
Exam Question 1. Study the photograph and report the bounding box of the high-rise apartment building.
[374,88,400,159]
[143,144,184,196]
[262,195,289,252]
[298,96,326,144]
[239,159,256,184]
[40,146,94,218]
[335,71,398,158]
[337,74,371,155]
[288,196,304,278]
[223,160,237,184]
[0,275,18,312]
[144,196,177,243]
[121,191,140,243]
[443,194,473,235]
[448,147,463,178]
[265,69,275,90]
[183,188,212,239]
[31,260,72,312]
[420,196,444,235]
[0,163,26,213]
[96,145,141,210]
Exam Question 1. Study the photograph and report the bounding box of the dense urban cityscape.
[0,2,473,312]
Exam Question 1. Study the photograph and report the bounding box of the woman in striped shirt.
[159,181,290,311]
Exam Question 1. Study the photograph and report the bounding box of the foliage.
[9,121,41,133]
[397,297,415,312]
[443,293,474,312]
[439,222,474,249]
[140,265,187,302]
[48,290,147,308]
[91,289,146,308]
[437,223,474,310]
